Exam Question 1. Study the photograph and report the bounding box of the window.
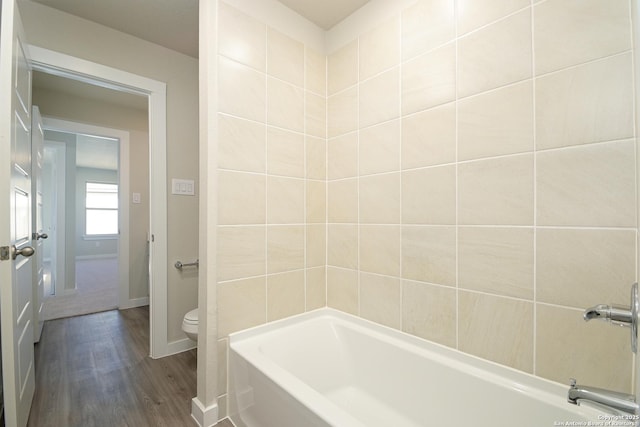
[85,182,118,236]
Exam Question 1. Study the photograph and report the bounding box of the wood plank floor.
[27,306,199,427]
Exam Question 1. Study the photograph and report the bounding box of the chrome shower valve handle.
[583,283,639,353]
[584,304,634,325]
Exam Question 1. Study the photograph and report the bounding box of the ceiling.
[75,134,119,171]
[28,0,372,58]
[277,0,370,30]
[29,0,200,58]
[44,130,119,171]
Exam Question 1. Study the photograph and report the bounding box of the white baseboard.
[191,398,219,427]
[118,296,149,310]
[149,337,195,359]
[75,254,117,260]
[165,337,196,356]
[52,288,77,297]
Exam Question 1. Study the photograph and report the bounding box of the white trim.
[166,336,196,356]
[197,0,219,418]
[29,46,169,358]
[75,254,117,260]
[82,235,119,241]
[53,288,77,297]
[119,296,149,310]
[29,46,162,97]
[191,398,219,427]
[43,141,67,295]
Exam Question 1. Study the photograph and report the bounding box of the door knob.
[32,232,48,240]
[11,245,34,260]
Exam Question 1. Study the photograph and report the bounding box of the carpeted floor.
[43,258,119,320]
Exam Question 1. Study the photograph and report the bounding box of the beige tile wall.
[327,0,636,393]
[215,1,327,406]
[214,0,637,409]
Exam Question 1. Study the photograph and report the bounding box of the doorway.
[29,45,171,358]
[39,128,128,320]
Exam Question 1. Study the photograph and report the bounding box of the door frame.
[43,141,67,297]
[28,46,170,358]
[32,105,44,344]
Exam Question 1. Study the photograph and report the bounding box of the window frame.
[84,181,119,238]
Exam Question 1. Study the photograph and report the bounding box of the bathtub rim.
[229,307,606,424]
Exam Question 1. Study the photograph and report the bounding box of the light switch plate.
[172,178,195,196]
[133,193,141,204]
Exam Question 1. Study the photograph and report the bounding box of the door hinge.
[0,246,10,261]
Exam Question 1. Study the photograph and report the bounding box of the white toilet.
[182,308,198,342]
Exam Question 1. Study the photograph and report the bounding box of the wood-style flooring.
[27,306,199,427]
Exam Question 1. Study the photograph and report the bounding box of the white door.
[31,106,45,343]
[0,1,36,426]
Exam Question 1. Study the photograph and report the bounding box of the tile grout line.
[264,25,269,324]
[454,0,460,352]
[398,12,404,333]
[356,35,361,317]
[303,42,308,314]
[531,0,538,376]
[324,44,329,311]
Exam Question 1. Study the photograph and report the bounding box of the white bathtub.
[229,308,607,427]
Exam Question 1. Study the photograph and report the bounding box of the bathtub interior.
[230,309,606,427]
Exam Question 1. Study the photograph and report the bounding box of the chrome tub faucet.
[567,283,639,417]
[568,379,638,416]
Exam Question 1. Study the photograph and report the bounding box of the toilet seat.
[184,308,198,324]
[182,308,198,341]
